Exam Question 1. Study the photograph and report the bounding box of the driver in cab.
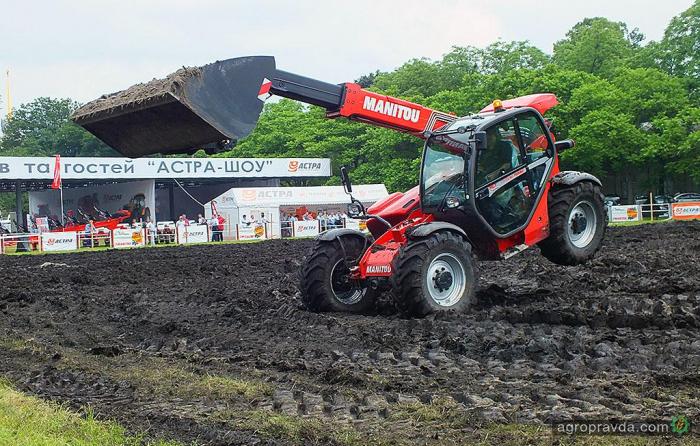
[477,126,519,186]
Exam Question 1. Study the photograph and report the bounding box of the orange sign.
[672,202,700,220]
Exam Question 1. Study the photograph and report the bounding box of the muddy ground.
[1,222,699,445]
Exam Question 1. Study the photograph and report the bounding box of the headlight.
[347,202,364,218]
[445,196,460,208]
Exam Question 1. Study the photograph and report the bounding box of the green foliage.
[553,17,635,77]
[0,97,116,157]
[653,0,700,79]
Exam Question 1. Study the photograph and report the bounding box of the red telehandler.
[73,56,606,316]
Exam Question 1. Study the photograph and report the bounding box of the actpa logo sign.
[241,189,293,202]
[288,160,322,173]
[674,205,700,216]
[46,237,73,246]
[297,223,317,232]
[363,96,420,123]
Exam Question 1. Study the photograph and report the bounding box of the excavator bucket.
[72,56,276,157]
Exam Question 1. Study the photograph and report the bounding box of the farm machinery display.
[72,56,606,316]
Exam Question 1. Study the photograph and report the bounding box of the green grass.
[2,237,265,256]
[0,379,183,446]
[609,217,676,227]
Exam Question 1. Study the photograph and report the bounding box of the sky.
[0,0,695,111]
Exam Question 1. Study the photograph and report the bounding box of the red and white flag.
[51,155,61,190]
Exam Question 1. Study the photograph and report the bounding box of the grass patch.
[236,410,361,446]
[0,379,182,446]
[609,218,675,227]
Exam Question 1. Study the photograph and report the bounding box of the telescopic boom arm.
[260,70,456,137]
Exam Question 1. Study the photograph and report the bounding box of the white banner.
[41,232,78,252]
[237,223,267,240]
[293,220,320,238]
[177,224,209,244]
[0,157,330,180]
[112,228,145,248]
[610,205,640,222]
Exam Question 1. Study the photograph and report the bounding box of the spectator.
[146,219,157,246]
[318,211,327,231]
[197,213,206,225]
[215,214,226,241]
[176,214,189,228]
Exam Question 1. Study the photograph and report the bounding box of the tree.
[553,18,635,77]
[0,97,116,157]
[653,0,700,79]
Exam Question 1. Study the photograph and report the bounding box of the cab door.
[474,117,534,235]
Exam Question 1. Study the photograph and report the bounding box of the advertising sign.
[177,224,209,244]
[293,220,320,238]
[672,202,700,220]
[344,218,369,233]
[113,228,145,248]
[0,157,330,180]
[237,223,267,240]
[41,232,78,252]
[610,205,640,222]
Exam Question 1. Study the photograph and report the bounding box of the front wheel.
[299,236,377,313]
[539,181,606,265]
[391,232,477,317]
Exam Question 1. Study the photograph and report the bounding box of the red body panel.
[356,211,433,279]
[366,186,420,238]
[479,93,558,116]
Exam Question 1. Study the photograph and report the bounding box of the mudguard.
[551,171,602,188]
[317,228,371,243]
[406,222,468,240]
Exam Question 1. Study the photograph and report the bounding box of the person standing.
[146,219,157,246]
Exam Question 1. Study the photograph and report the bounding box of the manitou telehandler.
[73,56,606,316]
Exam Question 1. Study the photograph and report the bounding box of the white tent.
[205,184,389,239]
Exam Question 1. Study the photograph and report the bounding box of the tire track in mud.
[0,222,699,444]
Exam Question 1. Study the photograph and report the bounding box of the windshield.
[421,134,468,210]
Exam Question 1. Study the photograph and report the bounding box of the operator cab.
[420,106,556,258]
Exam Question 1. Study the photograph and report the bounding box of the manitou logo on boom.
[363,97,420,123]
[367,265,391,274]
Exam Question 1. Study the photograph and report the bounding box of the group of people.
[240,213,269,227]
[173,213,226,241]
[281,210,348,236]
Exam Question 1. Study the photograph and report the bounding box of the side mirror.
[340,166,353,194]
[474,131,487,151]
[555,139,575,152]
[347,199,365,218]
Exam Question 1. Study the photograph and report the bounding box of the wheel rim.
[330,259,365,305]
[568,200,597,248]
[426,253,466,307]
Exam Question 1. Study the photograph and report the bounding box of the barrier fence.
[0,219,363,254]
[607,202,700,222]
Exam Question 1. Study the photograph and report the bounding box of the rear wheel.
[539,181,606,265]
[299,236,377,313]
[391,231,476,317]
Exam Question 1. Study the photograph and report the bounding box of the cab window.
[517,113,551,162]
[475,119,523,188]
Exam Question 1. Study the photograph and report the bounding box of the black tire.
[538,181,607,265]
[299,236,377,313]
[391,231,477,317]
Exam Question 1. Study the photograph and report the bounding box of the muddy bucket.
[72,56,276,157]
